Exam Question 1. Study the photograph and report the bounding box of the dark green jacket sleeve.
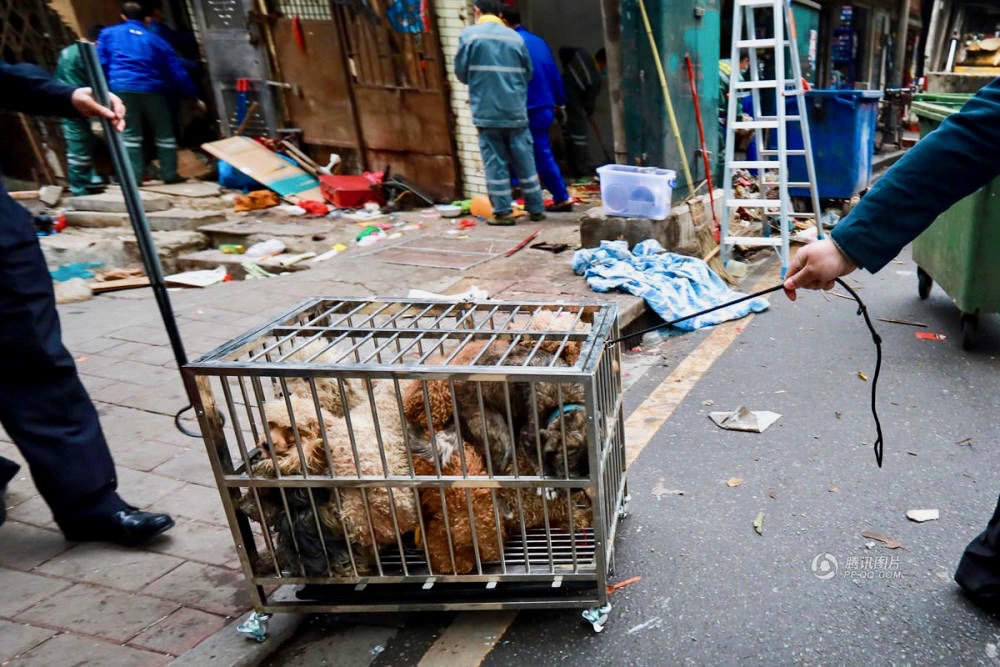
[832,76,1000,272]
[0,61,80,118]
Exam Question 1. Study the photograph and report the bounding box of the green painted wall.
[621,0,721,201]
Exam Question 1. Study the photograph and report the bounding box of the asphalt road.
[267,246,1000,666]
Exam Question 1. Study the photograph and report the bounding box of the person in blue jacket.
[783,76,1000,609]
[454,0,546,226]
[98,1,197,184]
[0,60,175,545]
[499,8,573,213]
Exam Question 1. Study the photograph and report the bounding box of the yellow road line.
[418,268,780,665]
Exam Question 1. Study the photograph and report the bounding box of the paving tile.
[0,569,72,617]
[106,324,172,346]
[93,404,174,446]
[106,439,185,473]
[5,494,56,530]
[80,357,178,387]
[113,467,188,509]
[145,519,239,567]
[0,620,54,662]
[92,378,189,417]
[143,561,249,616]
[151,447,218,487]
[19,583,178,643]
[11,633,171,667]
[150,483,228,526]
[95,340,176,367]
[37,543,184,591]
[128,606,228,656]
[1,467,35,507]
[0,522,70,571]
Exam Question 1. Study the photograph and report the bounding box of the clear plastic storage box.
[596,164,676,220]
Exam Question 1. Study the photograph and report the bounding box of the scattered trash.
[455,218,477,229]
[768,491,777,499]
[708,406,781,433]
[234,189,280,212]
[702,399,715,406]
[877,316,928,328]
[310,247,341,263]
[857,371,868,381]
[860,530,904,549]
[626,616,663,636]
[407,286,489,301]
[828,487,839,493]
[530,242,570,253]
[791,226,818,244]
[727,477,744,487]
[641,331,662,347]
[724,259,748,278]
[357,230,387,246]
[915,331,947,341]
[835,411,842,419]
[956,437,974,447]
[54,277,92,303]
[906,509,940,523]
[219,244,245,254]
[436,204,463,218]
[821,209,841,229]
[370,645,385,656]
[651,478,685,499]
[275,204,307,216]
[752,512,765,535]
[607,576,642,595]
[245,239,286,257]
[39,184,63,206]
[242,262,277,279]
[164,265,229,288]
[277,252,316,267]
[51,261,104,281]
[297,199,329,216]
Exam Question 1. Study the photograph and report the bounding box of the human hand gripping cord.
[604,278,884,467]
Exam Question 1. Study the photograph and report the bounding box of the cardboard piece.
[201,136,323,202]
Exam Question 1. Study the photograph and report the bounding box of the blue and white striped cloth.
[571,240,769,331]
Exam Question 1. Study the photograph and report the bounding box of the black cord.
[174,404,202,438]
[834,278,884,468]
[605,279,885,468]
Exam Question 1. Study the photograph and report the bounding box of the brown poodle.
[409,427,506,575]
[521,309,591,366]
[274,339,365,417]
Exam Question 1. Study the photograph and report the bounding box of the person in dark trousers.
[0,60,174,544]
[783,76,1000,608]
[454,0,546,226]
[98,1,197,185]
[56,26,107,196]
[499,8,572,213]
[559,46,606,179]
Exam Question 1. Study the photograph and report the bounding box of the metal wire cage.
[186,297,627,619]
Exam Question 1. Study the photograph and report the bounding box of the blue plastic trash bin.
[777,89,882,199]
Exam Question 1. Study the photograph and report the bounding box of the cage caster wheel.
[582,603,612,633]
[917,267,932,300]
[237,611,272,642]
[960,313,979,351]
[618,493,631,520]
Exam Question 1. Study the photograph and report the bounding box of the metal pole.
[78,41,196,397]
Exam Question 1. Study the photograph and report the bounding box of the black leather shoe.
[63,508,175,545]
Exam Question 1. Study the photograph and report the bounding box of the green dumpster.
[911,96,1000,349]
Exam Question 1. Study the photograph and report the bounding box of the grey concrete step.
[66,189,171,213]
[64,208,226,232]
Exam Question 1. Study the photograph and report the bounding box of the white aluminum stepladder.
[721,0,823,278]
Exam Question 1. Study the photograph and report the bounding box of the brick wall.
[433,0,485,198]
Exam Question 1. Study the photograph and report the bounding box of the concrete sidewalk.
[0,211,645,665]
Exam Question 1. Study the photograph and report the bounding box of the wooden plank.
[89,276,151,293]
[201,136,320,198]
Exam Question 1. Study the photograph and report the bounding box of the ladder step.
[734,80,778,89]
[735,39,787,49]
[790,211,817,218]
[733,120,779,130]
[760,149,807,157]
[724,236,783,247]
[787,182,813,189]
[757,115,802,122]
[727,199,784,208]
[737,0,779,7]
[728,160,781,169]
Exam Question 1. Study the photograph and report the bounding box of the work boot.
[529,211,547,222]
[489,214,517,226]
[546,200,574,213]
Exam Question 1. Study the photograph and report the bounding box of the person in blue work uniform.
[499,8,573,213]
[0,61,174,544]
[56,25,107,196]
[559,45,606,179]
[98,1,197,185]
[783,76,1000,610]
[455,0,546,226]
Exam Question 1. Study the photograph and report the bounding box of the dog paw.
[536,487,558,501]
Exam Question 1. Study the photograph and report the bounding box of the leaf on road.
[860,530,904,549]
[769,490,777,499]
[857,371,868,381]
[753,512,765,535]
[727,477,743,487]
[828,487,839,493]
